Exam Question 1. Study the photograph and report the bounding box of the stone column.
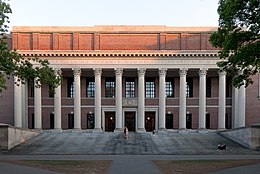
[73,68,81,130]
[218,70,226,129]
[94,68,102,131]
[115,68,123,131]
[159,68,167,131]
[137,68,146,132]
[14,76,22,128]
[34,78,42,130]
[199,68,207,129]
[54,68,62,131]
[21,81,28,128]
[238,85,246,127]
[179,68,187,129]
[232,87,239,128]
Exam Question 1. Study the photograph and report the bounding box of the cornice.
[17,51,220,58]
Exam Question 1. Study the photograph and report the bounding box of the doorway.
[166,113,173,129]
[125,112,136,132]
[145,112,155,132]
[105,112,115,132]
[206,113,210,129]
[68,114,74,129]
[50,113,54,129]
[87,113,95,129]
[186,113,192,129]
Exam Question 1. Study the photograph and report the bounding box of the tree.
[210,0,260,88]
[0,0,61,93]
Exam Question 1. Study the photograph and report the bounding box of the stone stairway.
[7,131,260,155]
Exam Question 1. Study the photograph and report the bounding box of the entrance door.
[87,113,95,129]
[50,113,54,129]
[125,112,136,132]
[145,112,155,132]
[105,112,115,132]
[186,114,192,129]
[206,113,210,129]
[166,114,173,129]
[68,114,74,129]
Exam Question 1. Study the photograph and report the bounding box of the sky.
[9,0,219,30]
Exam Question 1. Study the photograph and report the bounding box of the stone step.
[7,131,260,155]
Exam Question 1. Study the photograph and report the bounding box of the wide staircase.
[7,131,260,155]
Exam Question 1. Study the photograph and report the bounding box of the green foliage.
[210,0,260,87]
[0,0,61,93]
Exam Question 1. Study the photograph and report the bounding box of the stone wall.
[218,124,260,150]
[0,123,39,150]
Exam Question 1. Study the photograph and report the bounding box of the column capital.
[73,68,81,76]
[218,70,226,76]
[199,68,208,76]
[94,68,102,76]
[179,68,188,77]
[159,68,167,76]
[54,68,62,76]
[114,68,123,76]
[138,68,146,76]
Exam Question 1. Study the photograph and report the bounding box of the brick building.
[0,25,259,132]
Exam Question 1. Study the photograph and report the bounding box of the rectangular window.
[86,78,95,98]
[206,77,211,98]
[67,77,74,98]
[125,78,135,98]
[166,78,174,97]
[105,78,115,98]
[146,79,155,98]
[186,78,193,97]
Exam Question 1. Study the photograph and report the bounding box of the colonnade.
[13,68,246,131]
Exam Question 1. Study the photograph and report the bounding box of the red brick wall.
[12,32,218,51]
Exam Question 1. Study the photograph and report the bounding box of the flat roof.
[12,25,218,33]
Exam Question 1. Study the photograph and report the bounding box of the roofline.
[12,25,218,33]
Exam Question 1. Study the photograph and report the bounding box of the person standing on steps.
[124,127,129,139]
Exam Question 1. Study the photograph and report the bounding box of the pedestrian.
[124,127,128,139]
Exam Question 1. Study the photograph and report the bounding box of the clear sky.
[9,0,219,29]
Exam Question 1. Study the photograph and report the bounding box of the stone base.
[72,128,82,132]
[114,128,124,132]
[93,128,103,133]
[197,128,209,133]
[136,128,146,133]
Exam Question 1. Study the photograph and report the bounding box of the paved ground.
[1,131,260,173]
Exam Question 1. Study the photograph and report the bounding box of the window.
[87,78,95,98]
[146,79,155,98]
[206,77,211,97]
[186,78,193,97]
[105,78,115,98]
[166,78,174,97]
[67,77,74,98]
[125,78,135,98]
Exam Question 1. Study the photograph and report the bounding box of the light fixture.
[110,117,113,120]
[147,116,150,120]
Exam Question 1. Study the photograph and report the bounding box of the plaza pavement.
[0,131,260,173]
